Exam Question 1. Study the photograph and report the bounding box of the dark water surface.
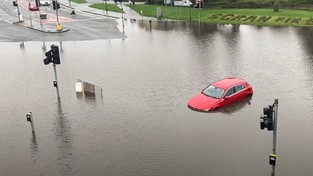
[1,20,313,176]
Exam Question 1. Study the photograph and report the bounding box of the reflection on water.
[218,95,252,115]
[54,100,74,176]
[1,20,313,176]
[30,126,39,158]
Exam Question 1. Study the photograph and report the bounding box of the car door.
[232,84,246,101]
[220,86,236,107]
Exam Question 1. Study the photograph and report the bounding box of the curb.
[28,27,70,33]
[13,22,70,33]
[80,10,119,19]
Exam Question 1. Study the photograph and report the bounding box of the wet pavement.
[14,0,151,33]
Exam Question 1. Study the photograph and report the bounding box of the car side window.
[234,85,245,92]
[225,87,235,97]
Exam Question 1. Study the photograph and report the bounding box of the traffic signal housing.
[260,105,274,131]
[44,50,53,65]
[52,0,60,10]
[13,1,17,6]
[51,45,60,64]
[43,45,61,65]
[35,0,40,7]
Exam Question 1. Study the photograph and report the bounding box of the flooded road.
[1,20,313,176]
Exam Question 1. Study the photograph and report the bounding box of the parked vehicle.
[188,77,253,112]
[173,0,192,7]
[28,2,39,11]
[40,0,51,6]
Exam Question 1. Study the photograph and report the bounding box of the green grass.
[71,0,87,4]
[89,3,124,13]
[130,4,313,26]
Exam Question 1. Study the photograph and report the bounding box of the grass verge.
[71,0,87,4]
[89,3,124,13]
[130,5,313,26]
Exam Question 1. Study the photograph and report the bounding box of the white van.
[173,0,192,7]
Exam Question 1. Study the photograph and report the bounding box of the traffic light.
[52,0,60,10]
[43,45,61,65]
[35,0,40,7]
[51,45,60,64]
[260,105,274,131]
[44,50,53,65]
[13,1,17,6]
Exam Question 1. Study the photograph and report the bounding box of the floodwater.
[1,20,313,176]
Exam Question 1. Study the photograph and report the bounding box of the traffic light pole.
[16,0,21,22]
[53,64,60,100]
[53,0,61,30]
[260,99,279,175]
[271,99,279,176]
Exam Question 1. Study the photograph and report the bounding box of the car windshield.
[202,85,224,99]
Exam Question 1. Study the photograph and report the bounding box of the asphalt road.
[0,0,126,42]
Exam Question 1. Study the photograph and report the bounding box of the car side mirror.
[224,96,229,100]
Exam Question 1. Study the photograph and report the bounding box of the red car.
[188,77,253,112]
[28,2,39,11]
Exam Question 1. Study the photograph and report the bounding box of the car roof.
[212,77,247,90]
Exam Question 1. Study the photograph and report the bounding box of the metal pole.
[198,2,200,23]
[30,15,33,28]
[53,64,60,100]
[272,99,278,176]
[16,0,21,22]
[189,4,191,22]
[120,2,125,34]
[55,0,59,23]
[30,119,35,133]
[273,99,278,154]
[29,112,35,133]
[180,1,182,17]
[39,8,42,26]
[69,0,71,6]
[105,0,108,15]
[55,0,61,30]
